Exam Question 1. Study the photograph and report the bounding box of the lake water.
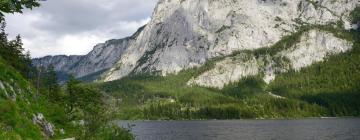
[118,118,360,140]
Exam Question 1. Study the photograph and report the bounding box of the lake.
[118,118,360,140]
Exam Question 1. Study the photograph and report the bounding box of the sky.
[4,0,158,58]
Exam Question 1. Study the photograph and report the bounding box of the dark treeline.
[141,76,326,120]
[0,17,62,103]
[0,18,33,79]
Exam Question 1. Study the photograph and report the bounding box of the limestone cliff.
[188,29,353,88]
[103,0,358,81]
[33,0,359,88]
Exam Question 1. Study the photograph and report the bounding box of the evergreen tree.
[0,20,32,78]
[45,65,61,102]
[65,75,81,116]
[23,51,33,78]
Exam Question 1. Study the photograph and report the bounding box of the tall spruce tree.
[65,75,81,116]
[45,65,61,102]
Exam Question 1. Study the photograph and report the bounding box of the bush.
[350,7,360,23]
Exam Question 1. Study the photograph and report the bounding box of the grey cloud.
[5,0,158,57]
[32,0,157,35]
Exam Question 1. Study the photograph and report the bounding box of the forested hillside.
[93,23,360,120]
[0,1,133,139]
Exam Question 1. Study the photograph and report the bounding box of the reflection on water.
[119,118,360,140]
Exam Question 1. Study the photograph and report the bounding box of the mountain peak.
[33,0,359,87]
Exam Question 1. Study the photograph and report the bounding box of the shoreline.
[117,116,360,122]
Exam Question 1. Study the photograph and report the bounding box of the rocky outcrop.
[188,53,260,88]
[188,29,353,88]
[0,80,25,100]
[281,30,352,71]
[33,113,55,137]
[103,0,358,81]
[0,80,8,97]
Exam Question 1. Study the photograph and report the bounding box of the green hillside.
[0,7,133,139]
[0,57,45,139]
[269,31,360,116]
[93,25,360,120]
[0,53,134,139]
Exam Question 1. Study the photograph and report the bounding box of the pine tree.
[45,65,61,102]
[0,21,30,78]
[23,51,33,78]
[65,75,81,116]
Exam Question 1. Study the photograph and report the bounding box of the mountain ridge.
[29,0,360,120]
[33,0,359,88]
[32,25,146,80]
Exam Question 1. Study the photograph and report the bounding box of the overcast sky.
[4,0,158,58]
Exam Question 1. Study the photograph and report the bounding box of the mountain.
[34,0,359,87]
[31,0,360,120]
[32,26,144,81]
[102,0,358,82]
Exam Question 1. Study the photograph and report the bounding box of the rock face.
[0,80,26,100]
[188,29,353,88]
[103,0,358,81]
[33,0,358,87]
[188,53,260,88]
[281,30,352,70]
[32,26,144,79]
[33,113,55,137]
[32,55,83,73]
[0,80,8,97]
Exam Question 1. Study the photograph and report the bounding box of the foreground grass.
[0,57,134,139]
